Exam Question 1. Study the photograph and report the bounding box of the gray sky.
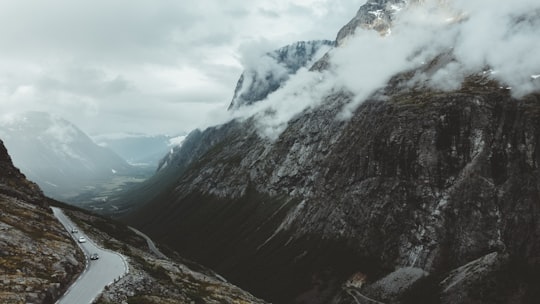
[0,0,360,137]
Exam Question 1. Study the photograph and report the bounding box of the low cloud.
[450,0,540,96]
[239,0,540,139]
[226,66,336,140]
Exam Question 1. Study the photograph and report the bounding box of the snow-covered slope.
[0,111,134,200]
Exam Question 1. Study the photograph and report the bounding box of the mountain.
[116,1,540,304]
[122,77,540,304]
[0,111,136,200]
[0,139,84,303]
[229,40,333,110]
[335,0,407,44]
[0,139,267,304]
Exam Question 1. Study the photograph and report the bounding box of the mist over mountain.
[0,111,136,200]
[114,1,540,303]
[229,40,333,110]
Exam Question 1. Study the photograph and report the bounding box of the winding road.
[52,207,129,304]
[128,226,168,259]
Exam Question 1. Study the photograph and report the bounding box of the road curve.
[52,207,129,304]
[128,226,167,259]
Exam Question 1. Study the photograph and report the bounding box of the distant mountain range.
[94,133,184,169]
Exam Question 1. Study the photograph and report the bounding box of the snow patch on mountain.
[169,135,187,147]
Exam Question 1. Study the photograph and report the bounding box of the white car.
[71,228,78,233]
[90,253,99,260]
[78,236,86,243]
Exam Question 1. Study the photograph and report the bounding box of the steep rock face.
[0,140,84,304]
[124,76,540,303]
[229,40,333,110]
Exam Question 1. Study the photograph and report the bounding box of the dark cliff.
[117,1,540,303]
[122,75,540,303]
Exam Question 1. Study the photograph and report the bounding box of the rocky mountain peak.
[228,40,333,110]
[0,138,11,162]
[336,0,408,44]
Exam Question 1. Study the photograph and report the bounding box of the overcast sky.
[0,0,360,137]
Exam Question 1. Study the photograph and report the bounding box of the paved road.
[128,226,168,259]
[52,207,128,304]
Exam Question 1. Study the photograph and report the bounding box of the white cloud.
[0,0,360,137]
[450,0,540,96]
[5,0,535,142]
[229,68,336,140]
[169,135,187,147]
[234,0,540,140]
